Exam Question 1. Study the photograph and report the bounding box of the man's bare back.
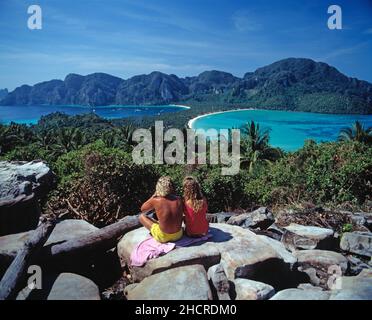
[140,194,183,234]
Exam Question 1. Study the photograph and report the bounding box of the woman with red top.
[182,176,209,237]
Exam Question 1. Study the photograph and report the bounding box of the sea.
[189,109,372,151]
[0,104,188,125]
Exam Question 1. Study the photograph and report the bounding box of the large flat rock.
[282,223,335,251]
[233,278,275,300]
[330,269,372,300]
[16,272,100,300]
[118,223,296,282]
[270,288,330,300]
[340,231,372,257]
[124,265,212,300]
[0,219,98,273]
[226,207,274,229]
[0,161,55,236]
[294,250,348,288]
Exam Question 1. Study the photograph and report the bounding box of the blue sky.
[0,0,371,91]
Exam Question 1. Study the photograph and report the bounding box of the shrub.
[49,142,158,226]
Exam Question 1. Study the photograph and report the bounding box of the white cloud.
[232,10,262,32]
[319,42,369,60]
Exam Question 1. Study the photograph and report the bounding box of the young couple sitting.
[139,176,209,243]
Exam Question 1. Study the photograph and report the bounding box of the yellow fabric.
[150,223,183,243]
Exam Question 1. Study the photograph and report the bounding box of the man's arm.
[141,196,155,213]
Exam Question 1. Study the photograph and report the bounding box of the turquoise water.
[190,109,372,151]
[0,104,188,125]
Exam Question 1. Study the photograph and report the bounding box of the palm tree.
[0,123,31,154]
[35,129,57,151]
[338,121,372,145]
[54,127,86,153]
[241,121,282,172]
[118,125,135,146]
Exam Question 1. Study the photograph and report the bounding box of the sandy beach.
[187,108,256,128]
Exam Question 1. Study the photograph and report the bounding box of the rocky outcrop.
[0,219,98,274]
[0,161,55,236]
[270,269,372,300]
[340,232,372,257]
[294,250,348,288]
[282,223,336,251]
[340,210,372,231]
[124,265,212,300]
[117,223,298,284]
[226,207,274,230]
[329,269,372,300]
[16,272,100,300]
[233,278,275,300]
[207,264,231,300]
[346,255,372,275]
[206,212,234,224]
[270,288,330,300]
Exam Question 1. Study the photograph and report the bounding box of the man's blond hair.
[155,176,174,197]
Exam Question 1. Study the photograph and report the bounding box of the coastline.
[187,108,256,128]
[168,104,191,110]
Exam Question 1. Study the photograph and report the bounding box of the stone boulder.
[227,207,274,230]
[294,250,348,288]
[270,288,330,300]
[206,212,234,224]
[124,265,212,300]
[297,283,324,291]
[346,255,372,276]
[0,219,98,274]
[233,278,274,300]
[117,223,298,285]
[329,269,372,300]
[207,264,231,300]
[16,272,100,300]
[342,211,372,231]
[0,161,55,236]
[282,223,335,251]
[340,232,372,257]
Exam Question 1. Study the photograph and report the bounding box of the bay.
[189,109,372,151]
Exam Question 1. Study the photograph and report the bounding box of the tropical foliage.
[339,120,372,145]
[240,121,283,172]
[1,114,371,226]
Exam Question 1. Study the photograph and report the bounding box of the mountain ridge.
[1,58,371,114]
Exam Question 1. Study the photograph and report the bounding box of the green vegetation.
[1,113,371,226]
[339,120,372,145]
[240,121,283,173]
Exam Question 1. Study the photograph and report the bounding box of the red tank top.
[184,199,209,236]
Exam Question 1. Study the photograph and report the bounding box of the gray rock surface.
[207,264,231,300]
[207,212,235,224]
[233,278,275,300]
[346,255,372,275]
[117,223,296,282]
[282,223,335,251]
[294,250,348,288]
[340,232,372,257]
[329,269,372,300]
[270,288,330,300]
[0,161,55,236]
[16,272,100,300]
[124,265,212,300]
[0,219,98,272]
[227,207,274,229]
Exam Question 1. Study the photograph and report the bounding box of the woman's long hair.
[183,176,204,213]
